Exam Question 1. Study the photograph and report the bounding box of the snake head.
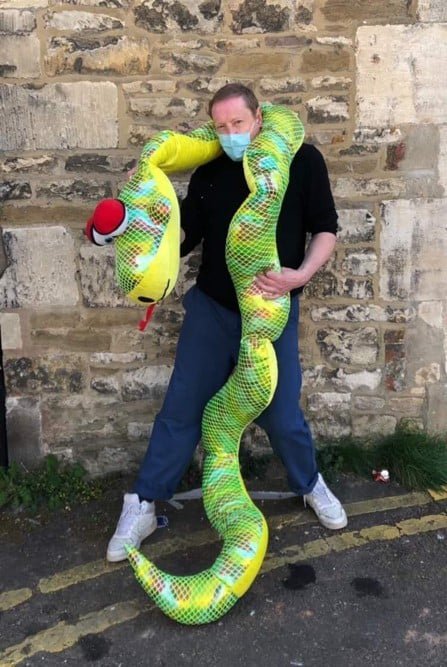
[85,198,129,246]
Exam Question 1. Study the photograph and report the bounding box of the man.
[106,83,347,563]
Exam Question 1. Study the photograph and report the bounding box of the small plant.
[0,455,103,512]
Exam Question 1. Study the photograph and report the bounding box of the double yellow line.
[0,491,445,666]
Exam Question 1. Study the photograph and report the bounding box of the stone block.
[439,125,447,195]
[229,0,291,33]
[301,49,350,74]
[0,9,36,33]
[6,397,43,468]
[0,34,41,78]
[334,177,406,199]
[128,421,152,440]
[339,277,374,300]
[352,414,397,438]
[65,153,134,174]
[0,227,79,308]
[31,329,112,353]
[331,368,381,392]
[121,365,172,401]
[160,50,223,75]
[380,199,447,301]
[1,1,47,9]
[307,391,351,439]
[311,76,351,90]
[418,302,443,329]
[415,363,441,387]
[303,271,338,298]
[0,82,118,151]
[342,249,377,276]
[78,245,133,308]
[4,355,85,394]
[417,0,447,22]
[259,77,306,94]
[265,35,311,48]
[356,25,447,127]
[50,0,129,6]
[129,97,201,119]
[122,79,178,94]
[90,351,146,366]
[0,313,22,350]
[45,36,151,76]
[134,0,222,33]
[227,52,291,76]
[317,326,378,365]
[0,155,57,173]
[36,179,112,202]
[322,0,412,22]
[44,10,124,31]
[306,96,349,123]
[215,37,261,52]
[0,181,31,201]
[91,374,121,395]
[335,209,376,243]
[388,396,424,415]
[311,304,416,324]
[295,0,314,25]
[384,329,406,392]
[353,396,385,411]
[426,383,447,432]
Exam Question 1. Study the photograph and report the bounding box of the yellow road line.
[0,600,146,667]
[0,588,32,612]
[0,511,445,666]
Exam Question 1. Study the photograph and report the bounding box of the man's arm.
[255,231,336,299]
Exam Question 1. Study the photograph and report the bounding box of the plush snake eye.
[91,212,129,246]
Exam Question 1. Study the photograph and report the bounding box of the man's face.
[211,96,262,139]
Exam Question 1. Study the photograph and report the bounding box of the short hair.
[208,83,259,117]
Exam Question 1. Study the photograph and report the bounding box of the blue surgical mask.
[218,130,251,162]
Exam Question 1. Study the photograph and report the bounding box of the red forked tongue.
[138,304,156,331]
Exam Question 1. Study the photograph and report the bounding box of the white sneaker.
[106,493,157,562]
[303,474,348,530]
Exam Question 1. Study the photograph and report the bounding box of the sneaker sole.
[106,518,157,563]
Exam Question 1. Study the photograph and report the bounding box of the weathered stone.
[265,35,311,48]
[160,50,222,75]
[0,9,35,33]
[0,82,118,151]
[311,75,351,90]
[301,49,350,74]
[353,128,402,145]
[1,0,47,8]
[134,0,222,33]
[427,383,447,432]
[439,125,447,195]
[338,208,376,243]
[302,364,334,390]
[229,0,290,34]
[415,362,441,386]
[340,278,374,300]
[306,96,349,123]
[227,52,291,76]
[122,80,178,94]
[307,392,351,439]
[342,249,377,276]
[317,327,378,365]
[186,76,243,93]
[356,25,447,128]
[6,397,43,468]
[129,97,201,118]
[215,37,261,51]
[417,0,447,22]
[122,365,172,401]
[418,302,443,329]
[317,36,352,47]
[322,0,412,22]
[5,356,85,394]
[31,329,112,353]
[380,199,447,301]
[307,129,347,145]
[388,396,424,415]
[259,77,305,94]
[384,329,406,392]
[90,351,146,366]
[0,155,57,173]
[296,0,314,24]
[303,271,337,298]
[45,10,124,31]
[0,227,79,308]
[311,304,416,324]
[0,313,22,350]
[328,158,377,176]
[334,177,406,199]
[353,396,385,411]
[331,368,381,392]
[37,179,113,202]
[30,310,81,329]
[65,154,135,174]
[50,1,129,6]
[0,35,41,77]
[352,415,397,438]
[0,181,32,201]
[339,145,379,156]
[128,421,152,440]
[91,375,120,395]
[45,36,151,76]
[78,245,132,308]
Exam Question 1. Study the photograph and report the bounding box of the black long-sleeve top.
[180,143,338,312]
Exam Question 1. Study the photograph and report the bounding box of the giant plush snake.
[86,104,304,624]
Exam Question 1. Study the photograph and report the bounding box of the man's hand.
[255,267,309,299]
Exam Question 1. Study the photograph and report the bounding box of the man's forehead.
[211,96,252,118]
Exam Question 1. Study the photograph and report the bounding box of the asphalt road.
[0,474,446,667]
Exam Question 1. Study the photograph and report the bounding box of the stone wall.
[1,0,446,474]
